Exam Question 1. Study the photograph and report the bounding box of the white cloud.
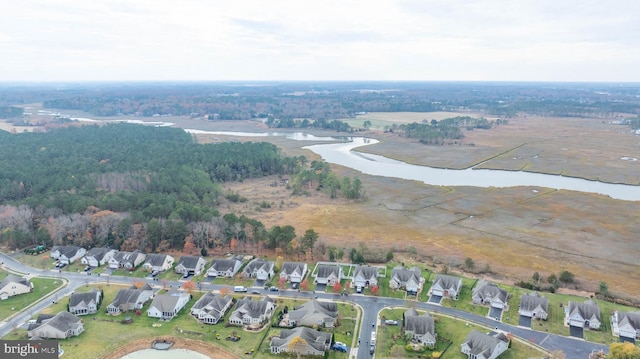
[0,0,638,81]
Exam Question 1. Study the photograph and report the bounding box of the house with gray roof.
[389,266,423,294]
[190,292,233,324]
[404,308,436,347]
[611,311,640,340]
[228,296,275,329]
[0,274,32,300]
[175,256,207,276]
[143,253,174,273]
[242,258,275,281]
[206,256,244,277]
[51,245,86,264]
[108,250,146,270]
[518,292,548,320]
[287,300,338,328]
[430,274,463,300]
[27,311,84,339]
[565,300,601,329]
[69,289,102,316]
[107,284,154,315]
[279,262,308,283]
[270,327,333,356]
[147,289,190,321]
[81,247,116,267]
[352,265,380,292]
[472,280,509,309]
[460,330,510,359]
[314,263,342,286]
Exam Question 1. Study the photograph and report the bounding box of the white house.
[404,308,436,347]
[108,250,146,270]
[27,312,84,339]
[147,290,190,321]
[51,246,86,264]
[460,330,510,359]
[242,258,275,281]
[279,262,308,283]
[143,253,174,273]
[174,256,207,276]
[611,311,640,340]
[430,274,463,300]
[0,274,32,300]
[287,300,338,328]
[314,263,342,286]
[471,280,509,309]
[107,284,154,315]
[206,256,244,277]
[565,300,601,330]
[69,289,102,316]
[389,266,423,294]
[81,247,116,267]
[190,292,233,324]
[228,296,275,329]
[518,292,549,320]
[352,265,379,292]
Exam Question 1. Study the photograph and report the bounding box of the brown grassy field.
[187,114,640,300]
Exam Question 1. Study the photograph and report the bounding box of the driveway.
[489,307,502,321]
[428,295,442,304]
[620,336,635,344]
[518,315,532,328]
[569,325,584,339]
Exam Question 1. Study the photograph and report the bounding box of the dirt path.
[101,336,239,359]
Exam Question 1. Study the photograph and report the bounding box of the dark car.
[291,282,299,289]
[251,290,261,294]
[84,266,91,272]
[269,286,279,292]
[151,271,159,277]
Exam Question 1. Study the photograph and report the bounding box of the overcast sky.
[1,0,639,82]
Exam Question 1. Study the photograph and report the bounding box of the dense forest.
[1,82,638,121]
[0,124,362,255]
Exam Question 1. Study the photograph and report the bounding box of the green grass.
[0,275,65,321]
[5,283,358,359]
[376,308,546,359]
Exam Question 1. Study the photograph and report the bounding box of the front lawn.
[0,274,65,321]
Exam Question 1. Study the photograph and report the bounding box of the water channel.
[184,130,640,202]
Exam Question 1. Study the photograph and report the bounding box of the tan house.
[27,311,84,339]
[0,274,32,300]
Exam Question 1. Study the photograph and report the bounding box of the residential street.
[0,252,609,359]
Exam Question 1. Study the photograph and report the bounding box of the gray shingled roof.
[231,297,274,321]
[243,259,274,274]
[288,300,338,323]
[210,258,240,272]
[472,280,508,303]
[149,290,189,312]
[270,327,332,353]
[177,256,203,269]
[85,247,110,261]
[463,330,509,357]
[404,310,434,336]
[519,292,548,312]
[37,311,82,332]
[0,274,30,288]
[433,274,461,290]
[568,300,601,322]
[69,290,100,307]
[391,266,421,284]
[354,265,379,280]
[617,311,640,330]
[316,264,340,278]
[145,253,169,267]
[281,262,306,276]
[109,285,152,311]
[57,245,82,258]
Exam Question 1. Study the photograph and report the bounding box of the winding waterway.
[184,130,640,202]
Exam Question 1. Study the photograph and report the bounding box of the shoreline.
[101,336,239,359]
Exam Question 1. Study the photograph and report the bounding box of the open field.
[185,115,640,300]
[341,111,483,130]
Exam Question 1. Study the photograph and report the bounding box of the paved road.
[0,252,609,358]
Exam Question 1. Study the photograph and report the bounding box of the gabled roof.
[433,274,461,290]
[519,292,548,312]
[69,290,100,307]
[150,290,189,312]
[463,330,509,357]
[568,300,601,322]
[288,300,338,323]
[391,266,421,284]
[316,264,340,278]
[270,327,332,353]
[472,280,508,302]
[109,285,152,309]
[354,265,379,280]
[243,259,274,274]
[280,262,306,276]
[85,247,111,261]
[210,257,242,272]
[177,256,204,269]
[404,309,434,336]
[113,250,144,264]
[616,311,640,329]
[0,274,30,288]
[232,297,274,319]
[191,292,232,321]
[35,311,82,332]
[145,253,170,267]
[54,245,83,258]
